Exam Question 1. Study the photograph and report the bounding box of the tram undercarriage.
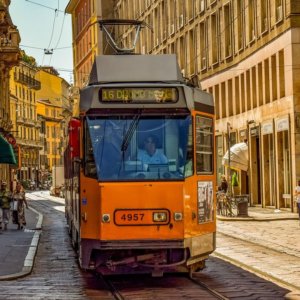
[79,234,214,277]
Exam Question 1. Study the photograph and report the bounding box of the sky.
[9,0,73,84]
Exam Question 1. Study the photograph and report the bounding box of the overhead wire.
[46,9,59,50]
[52,13,67,50]
[22,0,72,80]
[24,0,64,13]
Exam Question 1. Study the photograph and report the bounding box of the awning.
[222,142,248,171]
[0,135,17,164]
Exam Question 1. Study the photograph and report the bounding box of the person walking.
[218,175,228,193]
[12,182,28,230]
[231,171,240,196]
[294,180,300,222]
[0,181,12,230]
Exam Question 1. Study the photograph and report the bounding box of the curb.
[217,216,299,221]
[212,252,300,295]
[0,206,43,281]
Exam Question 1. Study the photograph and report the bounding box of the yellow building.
[36,67,72,178]
[0,0,20,184]
[9,52,41,184]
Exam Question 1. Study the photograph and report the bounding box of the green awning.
[0,135,17,164]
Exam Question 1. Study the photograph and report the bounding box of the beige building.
[0,0,20,185]
[66,0,300,212]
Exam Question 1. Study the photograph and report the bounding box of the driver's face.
[144,138,156,154]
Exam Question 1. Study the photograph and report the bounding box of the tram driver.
[137,134,168,171]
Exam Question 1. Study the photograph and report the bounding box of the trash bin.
[235,195,249,217]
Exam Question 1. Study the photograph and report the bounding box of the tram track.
[23,193,290,299]
[92,272,229,300]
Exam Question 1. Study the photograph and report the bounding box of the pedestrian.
[218,175,228,193]
[0,181,12,230]
[231,171,240,196]
[12,182,28,230]
[294,180,300,221]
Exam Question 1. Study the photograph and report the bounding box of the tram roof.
[89,54,185,84]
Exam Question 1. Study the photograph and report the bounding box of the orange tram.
[64,53,216,277]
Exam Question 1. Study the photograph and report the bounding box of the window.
[85,115,192,181]
[199,21,207,70]
[196,116,214,174]
[224,3,232,58]
[210,12,218,64]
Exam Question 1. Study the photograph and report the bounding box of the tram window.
[86,116,192,181]
[195,116,213,174]
[84,124,97,178]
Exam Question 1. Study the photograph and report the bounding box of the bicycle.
[217,192,235,217]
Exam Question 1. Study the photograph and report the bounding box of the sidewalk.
[217,205,299,221]
[0,204,42,280]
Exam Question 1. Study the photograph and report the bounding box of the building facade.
[36,67,72,186]
[0,0,20,185]
[9,53,42,186]
[112,0,300,212]
[66,0,300,211]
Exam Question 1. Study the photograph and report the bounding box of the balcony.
[0,30,20,66]
[16,117,24,125]
[23,117,36,127]
[35,120,42,128]
[14,72,41,90]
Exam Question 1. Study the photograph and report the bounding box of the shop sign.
[250,126,259,136]
[261,122,273,135]
[239,129,246,138]
[276,117,289,132]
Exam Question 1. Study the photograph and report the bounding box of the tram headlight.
[102,214,110,223]
[174,212,183,221]
[153,212,167,222]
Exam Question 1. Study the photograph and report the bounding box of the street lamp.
[227,122,232,196]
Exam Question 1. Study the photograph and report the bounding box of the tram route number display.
[99,87,178,103]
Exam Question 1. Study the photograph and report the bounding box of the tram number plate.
[114,209,169,226]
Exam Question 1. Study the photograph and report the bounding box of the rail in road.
[1,192,287,299]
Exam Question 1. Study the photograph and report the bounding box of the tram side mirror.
[69,118,81,159]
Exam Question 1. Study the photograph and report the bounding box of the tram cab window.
[86,116,193,181]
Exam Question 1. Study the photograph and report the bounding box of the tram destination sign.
[99,87,178,103]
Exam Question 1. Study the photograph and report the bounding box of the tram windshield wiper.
[121,110,142,152]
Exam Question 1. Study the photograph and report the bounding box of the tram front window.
[86,115,193,181]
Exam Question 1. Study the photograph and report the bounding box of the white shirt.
[137,149,168,165]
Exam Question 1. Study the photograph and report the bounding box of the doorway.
[262,134,276,207]
[277,130,291,208]
[250,130,261,205]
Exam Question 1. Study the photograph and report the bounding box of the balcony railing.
[23,118,36,127]
[16,117,24,125]
[14,72,41,90]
